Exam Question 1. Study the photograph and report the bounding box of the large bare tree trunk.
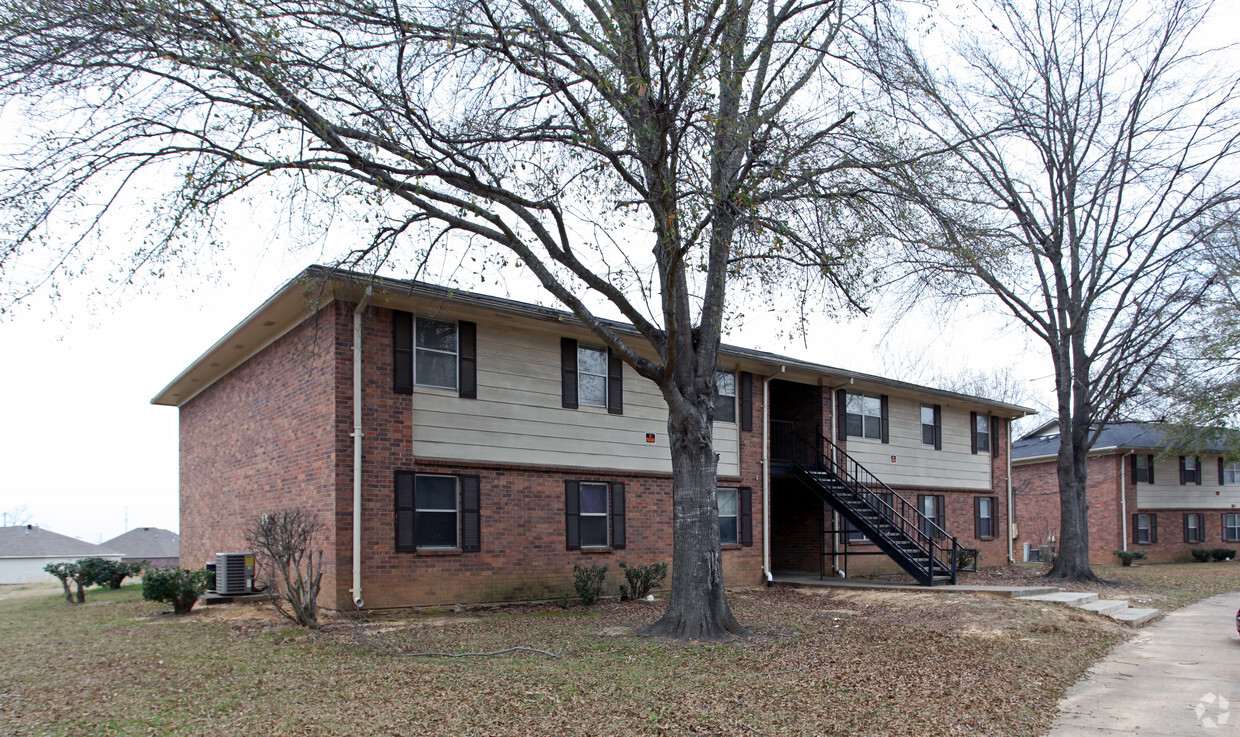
[644,394,749,639]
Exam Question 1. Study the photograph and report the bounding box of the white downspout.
[1007,417,1015,564]
[761,365,785,585]
[1121,450,1133,552]
[350,289,371,608]
[830,379,851,575]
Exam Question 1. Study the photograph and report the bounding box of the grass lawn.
[0,582,1147,737]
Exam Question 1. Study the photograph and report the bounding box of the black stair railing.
[788,431,961,585]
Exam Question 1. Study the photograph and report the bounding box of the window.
[1133,454,1154,484]
[843,518,869,544]
[415,317,458,389]
[564,480,626,550]
[846,393,883,440]
[1133,513,1156,544]
[920,404,939,447]
[975,496,997,539]
[577,346,608,407]
[393,312,476,397]
[715,371,737,423]
[1224,513,1240,543]
[1223,462,1239,484]
[718,488,739,544]
[395,472,481,552]
[972,413,991,455]
[561,338,622,414]
[917,494,945,540]
[1180,456,1201,485]
[1184,513,1204,543]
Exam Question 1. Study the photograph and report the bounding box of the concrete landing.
[772,574,1059,598]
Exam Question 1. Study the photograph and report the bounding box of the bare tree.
[0,0,915,637]
[868,0,1240,581]
[247,509,324,628]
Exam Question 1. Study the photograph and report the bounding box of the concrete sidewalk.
[1048,590,1240,736]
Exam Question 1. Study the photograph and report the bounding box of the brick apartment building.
[1011,422,1240,564]
[154,266,1030,609]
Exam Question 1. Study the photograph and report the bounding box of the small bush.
[619,562,667,600]
[1211,548,1237,562]
[1113,550,1148,567]
[572,564,607,605]
[955,549,978,570]
[1191,548,1212,563]
[142,567,212,615]
[77,558,145,589]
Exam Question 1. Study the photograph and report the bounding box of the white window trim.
[1135,513,1153,544]
[846,393,882,440]
[715,371,737,424]
[717,487,739,545]
[415,473,460,550]
[1224,513,1240,543]
[975,414,991,453]
[579,481,610,547]
[577,345,608,408]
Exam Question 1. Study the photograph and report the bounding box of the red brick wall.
[1126,509,1240,562]
[771,479,824,574]
[1012,454,1129,564]
[179,304,342,600]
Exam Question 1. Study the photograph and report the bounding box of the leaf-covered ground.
[0,581,1142,737]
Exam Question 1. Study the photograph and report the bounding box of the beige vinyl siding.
[411,317,739,475]
[846,396,991,489]
[1136,455,1240,509]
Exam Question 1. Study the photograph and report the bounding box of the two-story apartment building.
[1012,422,1240,564]
[154,266,1031,609]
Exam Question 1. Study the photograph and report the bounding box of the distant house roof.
[102,527,180,559]
[1012,421,1235,463]
[151,265,1038,418]
[0,525,123,558]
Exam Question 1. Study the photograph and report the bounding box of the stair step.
[1018,591,1098,605]
[1016,591,1161,627]
[1110,607,1161,626]
[1076,599,1129,616]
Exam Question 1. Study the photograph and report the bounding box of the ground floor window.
[974,496,997,539]
[395,472,481,552]
[718,488,739,544]
[917,494,945,540]
[1184,513,1204,543]
[1224,513,1240,543]
[1133,513,1157,544]
[565,480,626,550]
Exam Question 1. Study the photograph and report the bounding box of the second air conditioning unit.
[215,552,254,595]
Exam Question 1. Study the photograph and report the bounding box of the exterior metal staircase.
[780,430,963,586]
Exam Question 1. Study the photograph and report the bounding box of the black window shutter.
[970,412,979,454]
[836,388,848,439]
[936,495,946,533]
[1196,457,1203,485]
[1132,513,1139,541]
[1183,513,1190,543]
[1130,454,1138,485]
[458,321,477,399]
[933,404,942,450]
[393,311,413,394]
[1147,455,1155,484]
[1151,514,1158,543]
[990,416,999,458]
[1179,456,1186,485]
[395,471,416,551]
[974,496,982,539]
[564,480,581,550]
[740,372,754,432]
[1220,457,1226,485]
[561,338,578,409]
[460,475,481,552]
[610,482,626,549]
[880,394,890,444]
[739,486,753,547]
[607,349,623,415]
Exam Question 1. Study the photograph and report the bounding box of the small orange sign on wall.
[646,433,656,443]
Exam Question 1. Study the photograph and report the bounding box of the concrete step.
[1019,591,1099,605]
[1110,607,1161,626]
[1076,598,1129,617]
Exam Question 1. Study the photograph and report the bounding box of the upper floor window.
[1181,456,1201,485]
[1134,454,1154,484]
[577,346,609,407]
[715,371,736,423]
[1223,462,1239,484]
[973,413,991,454]
[846,393,882,440]
[415,317,458,389]
[921,404,939,447]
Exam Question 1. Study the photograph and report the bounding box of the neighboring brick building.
[1011,422,1240,564]
[154,266,1031,609]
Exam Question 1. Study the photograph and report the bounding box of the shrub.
[246,509,324,627]
[1191,548,1212,563]
[142,566,211,615]
[619,562,667,600]
[77,558,145,589]
[1211,548,1237,562]
[43,562,80,605]
[1113,550,1148,567]
[955,549,978,570]
[572,563,607,605]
